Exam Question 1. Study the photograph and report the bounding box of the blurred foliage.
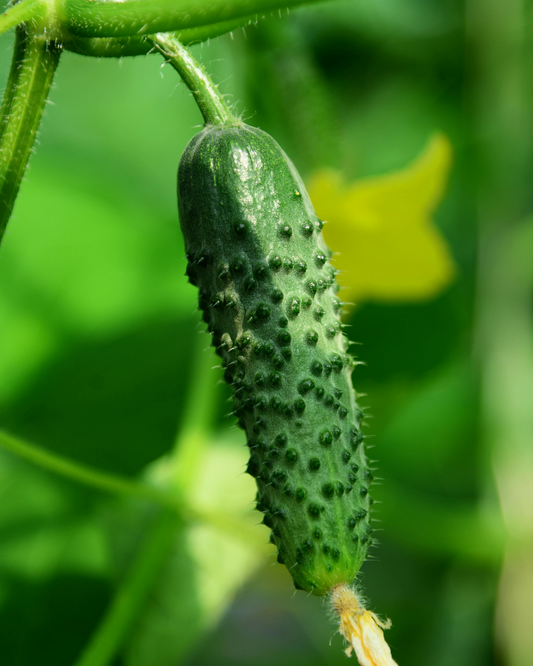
[0,0,532,665]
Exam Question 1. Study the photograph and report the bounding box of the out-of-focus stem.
[489,221,533,666]
[467,0,533,663]
[71,326,223,666]
[73,510,181,666]
[0,428,177,509]
[0,425,261,545]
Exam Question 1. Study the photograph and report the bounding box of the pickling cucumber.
[178,123,372,595]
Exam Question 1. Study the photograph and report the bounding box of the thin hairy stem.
[0,0,45,36]
[0,26,61,248]
[150,33,236,126]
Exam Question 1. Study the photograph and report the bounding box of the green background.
[0,0,532,664]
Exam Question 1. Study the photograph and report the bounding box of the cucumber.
[178,123,372,595]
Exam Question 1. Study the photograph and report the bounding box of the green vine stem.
[0,0,44,35]
[63,15,258,58]
[0,428,176,508]
[73,509,181,666]
[0,25,61,247]
[58,0,328,38]
[0,425,267,548]
[150,33,237,126]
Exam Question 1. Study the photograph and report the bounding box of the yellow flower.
[308,134,455,307]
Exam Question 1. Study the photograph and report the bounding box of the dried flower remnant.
[330,585,398,666]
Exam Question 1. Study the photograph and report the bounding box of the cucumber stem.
[0,0,45,37]
[63,15,257,58]
[149,33,237,127]
[0,26,61,248]
[59,0,328,39]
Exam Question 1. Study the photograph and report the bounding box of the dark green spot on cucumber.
[309,457,321,471]
[286,448,298,463]
[295,488,307,502]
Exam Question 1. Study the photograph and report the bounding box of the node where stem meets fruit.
[330,584,398,666]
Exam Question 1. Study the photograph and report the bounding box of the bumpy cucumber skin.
[178,124,372,595]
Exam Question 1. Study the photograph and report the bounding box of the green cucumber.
[178,123,372,595]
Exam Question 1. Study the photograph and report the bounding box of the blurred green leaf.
[1,166,191,336]
[2,318,201,475]
[0,428,269,666]
[0,451,113,664]
[350,289,463,388]
[121,434,270,666]
[0,453,109,578]
[377,361,478,495]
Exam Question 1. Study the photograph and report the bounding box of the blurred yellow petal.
[308,134,455,305]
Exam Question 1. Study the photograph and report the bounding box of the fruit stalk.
[149,33,235,126]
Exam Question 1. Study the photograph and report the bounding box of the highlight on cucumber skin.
[0,1,520,666]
